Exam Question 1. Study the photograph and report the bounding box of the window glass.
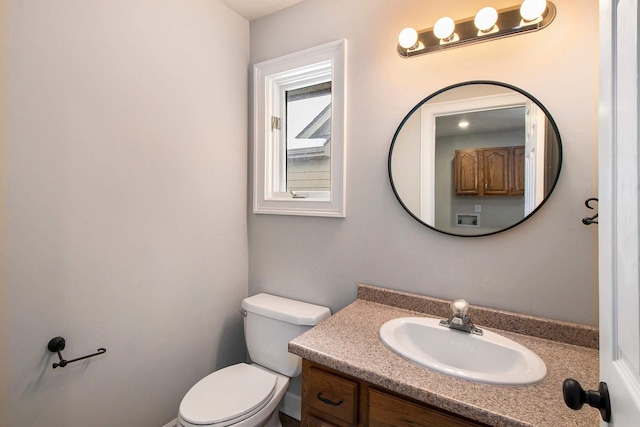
[286,82,332,192]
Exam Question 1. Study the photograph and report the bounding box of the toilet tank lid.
[242,293,331,325]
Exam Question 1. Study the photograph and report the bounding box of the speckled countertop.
[288,284,600,427]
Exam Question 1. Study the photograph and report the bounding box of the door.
[510,146,525,196]
[523,100,547,215]
[598,0,640,424]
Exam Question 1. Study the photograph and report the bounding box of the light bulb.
[434,17,455,40]
[398,27,419,49]
[474,7,498,32]
[520,0,547,22]
[458,121,470,129]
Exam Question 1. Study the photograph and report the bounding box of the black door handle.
[563,378,611,422]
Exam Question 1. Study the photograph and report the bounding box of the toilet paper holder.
[47,336,106,369]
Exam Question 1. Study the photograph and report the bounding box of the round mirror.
[389,81,562,237]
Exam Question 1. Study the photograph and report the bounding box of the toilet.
[177,293,331,427]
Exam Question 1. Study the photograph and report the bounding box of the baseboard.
[162,418,177,427]
[280,390,302,421]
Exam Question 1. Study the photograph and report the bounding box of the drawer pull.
[317,392,344,406]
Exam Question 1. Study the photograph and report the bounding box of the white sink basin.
[379,317,547,385]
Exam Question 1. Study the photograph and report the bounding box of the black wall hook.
[47,337,106,369]
[582,198,598,225]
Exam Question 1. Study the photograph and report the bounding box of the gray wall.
[249,0,599,325]
[1,1,249,426]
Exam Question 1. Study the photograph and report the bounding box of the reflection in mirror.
[389,81,562,237]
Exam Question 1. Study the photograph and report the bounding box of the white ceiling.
[221,0,305,21]
[436,107,525,137]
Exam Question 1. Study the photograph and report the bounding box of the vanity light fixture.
[397,1,556,57]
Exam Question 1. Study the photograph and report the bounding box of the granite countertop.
[288,285,600,427]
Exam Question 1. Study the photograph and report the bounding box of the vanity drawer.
[307,414,342,427]
[368,388,486,427]
[308,367,359,426]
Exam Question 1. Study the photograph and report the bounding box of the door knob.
[563,378,611,422]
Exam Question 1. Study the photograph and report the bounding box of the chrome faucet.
[439,299,483,336]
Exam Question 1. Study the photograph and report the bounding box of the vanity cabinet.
[301,359,488,427]
[454,146,524,197]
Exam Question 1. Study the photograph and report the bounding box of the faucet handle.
[450,299,469,317]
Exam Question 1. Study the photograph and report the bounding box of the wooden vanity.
[289,285,600,427]
[303,359,487,426]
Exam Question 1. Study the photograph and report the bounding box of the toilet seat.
[179,363,277,427]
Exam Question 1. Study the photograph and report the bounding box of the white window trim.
[253,39,347,217]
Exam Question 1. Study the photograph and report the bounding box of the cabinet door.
[510,146,525,195]
[307,367,358,427]
[482,147,510,195]
[368,389,485,427]
[454,149,480,195]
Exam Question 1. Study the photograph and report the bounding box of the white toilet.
[177,293,331,427]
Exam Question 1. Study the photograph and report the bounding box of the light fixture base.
[397,2,556,58]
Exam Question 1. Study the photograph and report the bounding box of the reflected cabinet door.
[483,148,510,195]
[454,149,480,195]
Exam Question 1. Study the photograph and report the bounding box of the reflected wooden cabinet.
[453,149,480,195]
[454,146,524,197]
[483,147,510,195]
[301,359,488,427]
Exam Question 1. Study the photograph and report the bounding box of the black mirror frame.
[388,80,563,237]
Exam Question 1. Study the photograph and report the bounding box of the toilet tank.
[241,293,331,377]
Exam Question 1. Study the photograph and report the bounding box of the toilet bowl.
[177,294,331,427]
[178,364,289,427]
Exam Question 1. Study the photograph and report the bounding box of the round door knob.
[563,378,611,422]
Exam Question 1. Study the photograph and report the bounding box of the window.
[253,40,347,217]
